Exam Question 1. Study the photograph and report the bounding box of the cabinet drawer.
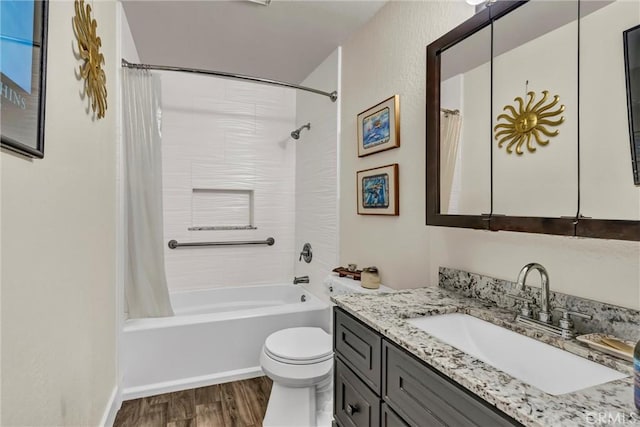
[335,356,381,427]
[381,403,410,427]
[334,308,382,393]
[383,341,521,427]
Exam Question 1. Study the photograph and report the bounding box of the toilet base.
[263,383,315,427]
[263,378,333,427]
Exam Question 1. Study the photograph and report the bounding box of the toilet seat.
[260,327,333,388]
[264,327,332,364]
[264,347,333,365]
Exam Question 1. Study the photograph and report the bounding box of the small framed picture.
[356,164,399,216]
[357,95,400,157]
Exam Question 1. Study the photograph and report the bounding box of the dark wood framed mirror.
[426,0,640,241]
[624,23,640,186]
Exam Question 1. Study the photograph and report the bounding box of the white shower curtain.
[123,68,174,318]
[440,111,462,214]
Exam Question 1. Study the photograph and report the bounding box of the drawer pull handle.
[346,403,360,416]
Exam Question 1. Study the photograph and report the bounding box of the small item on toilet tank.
[361,267,380,289]
[347,263,357,272]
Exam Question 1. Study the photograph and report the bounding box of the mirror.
[492,0,578,218]
[580,0,640,221]
[0,0,48,158]
[439,25,492,215]
[625,23,640,186]
[426,0,640,240]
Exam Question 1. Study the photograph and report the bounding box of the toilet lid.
[264,327,332,363]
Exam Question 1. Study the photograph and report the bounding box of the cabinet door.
[382,341,521,427]
[335,356,381,427]
[334,308,382,393]
[381,403,410,427]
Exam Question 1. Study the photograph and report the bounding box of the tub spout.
[293,276,309,284]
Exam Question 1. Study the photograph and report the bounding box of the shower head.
[291,123,311,140]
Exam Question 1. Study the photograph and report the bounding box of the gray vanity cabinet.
[334,306,382,394]
[333,307,523,427]
[335,357,380,427]
[383,341,519,427]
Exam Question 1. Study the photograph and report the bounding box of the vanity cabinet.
[333,307,522,427]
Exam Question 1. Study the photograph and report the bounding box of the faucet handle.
[506,294,534,318]
[553,307,593,321]
[553,307,592,337]
[299,243,312,263]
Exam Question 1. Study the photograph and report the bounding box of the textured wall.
[160,72,297,291]
[1,1,117,424]
[294,48,341,303]
[340,1,473,289]
[340,1,640,309]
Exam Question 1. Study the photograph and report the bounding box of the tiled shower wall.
[294,48,341,303]
[160,71,297,291]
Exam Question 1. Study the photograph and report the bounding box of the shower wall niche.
[189,188,255,231]
[159,70,297,291]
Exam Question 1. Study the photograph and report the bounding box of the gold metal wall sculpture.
[73,0,107,119]
[494,90,565,155]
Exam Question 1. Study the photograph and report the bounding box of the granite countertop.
[331,287,637,427]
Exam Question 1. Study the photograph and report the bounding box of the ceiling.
[122,0,387,84]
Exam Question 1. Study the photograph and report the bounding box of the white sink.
[407,313,628,395]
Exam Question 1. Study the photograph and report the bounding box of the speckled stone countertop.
[331,287,637,427]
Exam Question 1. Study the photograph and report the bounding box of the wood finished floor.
[113,377,273,427]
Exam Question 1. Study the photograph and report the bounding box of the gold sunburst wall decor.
[73,0,107,119]
[494,90,565,155]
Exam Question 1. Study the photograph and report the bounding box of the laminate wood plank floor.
[114,377,272,427]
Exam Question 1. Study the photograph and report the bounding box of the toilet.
[260,275,394,427]
[260,327,333,427]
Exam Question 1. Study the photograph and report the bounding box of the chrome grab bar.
[168,237,275,249]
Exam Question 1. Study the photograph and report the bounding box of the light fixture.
[465,0,485,5]
[246,0,271,5]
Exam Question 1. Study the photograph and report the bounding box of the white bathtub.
[121,284,329,399]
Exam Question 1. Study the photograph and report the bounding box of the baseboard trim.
[99,385,122,427]
[121,366,264,401]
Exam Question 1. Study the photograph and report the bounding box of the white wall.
[160,72,297,291]
[340,1,640,310]
[1,1,118,424]
[340,1,473,290]
[294,48,341,303]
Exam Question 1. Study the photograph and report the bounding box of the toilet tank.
[323,274,394,331]
[323,274,394,297]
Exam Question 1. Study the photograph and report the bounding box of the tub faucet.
[293,276,309,285]
[516,263,551,324]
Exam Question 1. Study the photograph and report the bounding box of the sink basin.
[407,313,628,395]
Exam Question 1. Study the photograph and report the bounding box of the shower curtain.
[440,111,462,214]
[123,68,174,318]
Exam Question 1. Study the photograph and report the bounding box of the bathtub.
[121,284,329,399]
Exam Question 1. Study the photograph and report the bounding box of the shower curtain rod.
[121,59,338,102]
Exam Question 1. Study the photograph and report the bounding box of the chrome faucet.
[509,262,593,339]
[293,275,309,284]
[516,263,551,324]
